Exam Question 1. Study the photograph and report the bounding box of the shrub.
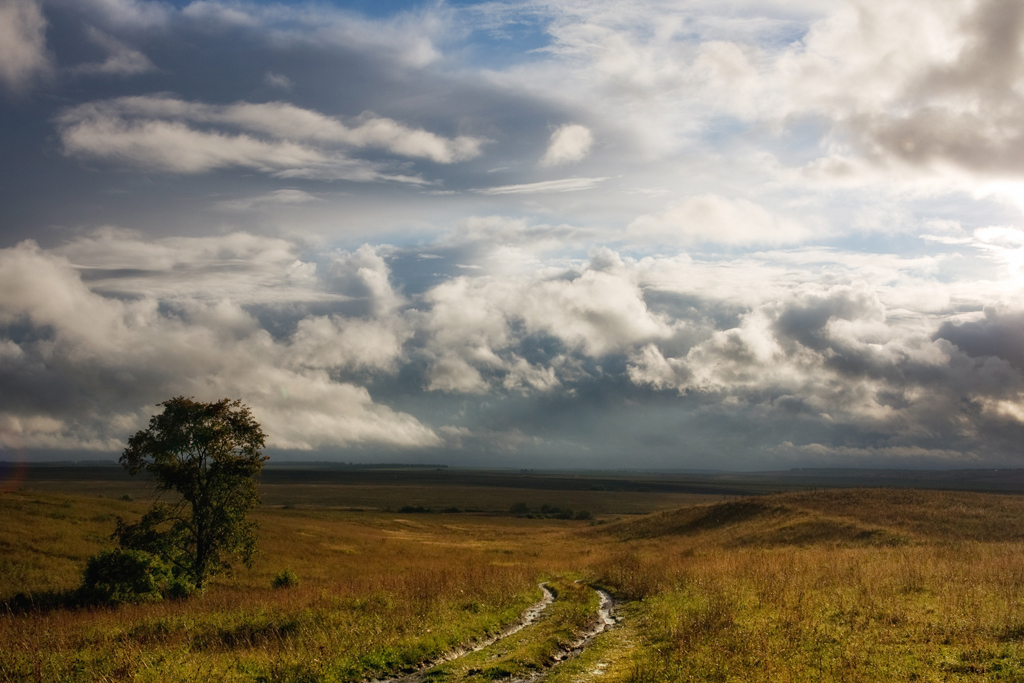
[81,548,173,605]
[165,575,196,600]
[272,569,300,589]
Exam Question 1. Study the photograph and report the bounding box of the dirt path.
[509,588,617,683]
[371,584,556,683]
[371,583,617,683]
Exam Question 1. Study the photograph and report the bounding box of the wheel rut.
[508,587,617,683]
[370,584,555,683]
[369,583,617,683]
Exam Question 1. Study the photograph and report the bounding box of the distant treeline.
[263,462,449,470]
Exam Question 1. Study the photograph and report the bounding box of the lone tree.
[117,396,267,590]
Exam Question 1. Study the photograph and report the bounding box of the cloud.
[482,0,1024,190]
[629,194,817,246]
[56,96,484,180]
[180,1,258,28]
[181,0,446,69]
[54,228,329,304]
[771,442,975,465]
[264,71,292,90]
[71,27,155,76]
[474,177,608,194]
[539,123,593,166]
[770,0,1024,180]
[0,0,50,91]
[5,222,1024,464]
[937,308,1024,372]
[626,277,1024,457]
[215,188,322,211]
[72,0,169,28]
[0,239,439,451]
[420,247,672,392]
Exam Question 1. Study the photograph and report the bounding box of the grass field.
[5,469,1024,681]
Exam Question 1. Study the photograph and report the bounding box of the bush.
[165,575,196,600]
[81,548,173,605]
[272,569,300,589]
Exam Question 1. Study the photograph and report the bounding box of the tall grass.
[9,486,1024,682]
[0,493,589,682]
[588,490,1024,682]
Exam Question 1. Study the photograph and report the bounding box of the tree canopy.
[117,396,267,589]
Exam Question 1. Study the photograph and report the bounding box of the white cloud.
[419,247,672,391]
[5,221,1024,461]
[0,0,50,91]
[289,316,409,375]
[769,0,1024,180]
[771,442,974,463]
[539,123,593,166]
[0,239,439,451]
[623,278,1024,444]
[56,96,484,180]
[629,194,817,246]
[474,177,608,195]
[55,228,329,304]
[215,369,440,451]
[215,188,322,211]
[517,253,673,356]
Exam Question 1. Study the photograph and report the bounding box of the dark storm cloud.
[936,309,1024,371]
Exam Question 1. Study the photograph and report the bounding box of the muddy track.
[509,588,617,683]
[370,584,556,683]
[370,584,616,683]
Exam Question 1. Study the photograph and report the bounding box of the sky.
[2,0,1024,470]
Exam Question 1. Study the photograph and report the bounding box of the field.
[5,466,1024,681]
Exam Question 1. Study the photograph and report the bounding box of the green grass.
[420,578,598,683]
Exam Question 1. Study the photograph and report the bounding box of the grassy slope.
[587,489,1024,682]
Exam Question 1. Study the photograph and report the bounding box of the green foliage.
[80,548,172,605]
[118,396,267,589]
[272,569,300,589]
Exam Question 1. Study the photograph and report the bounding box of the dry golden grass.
[583,489,1024,682]
[0,489,601,682]
[7,486,1024,681]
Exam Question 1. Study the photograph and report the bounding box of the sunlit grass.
[0,490,595,682]
[6,486,1024,681]
[586,489,1024,682]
